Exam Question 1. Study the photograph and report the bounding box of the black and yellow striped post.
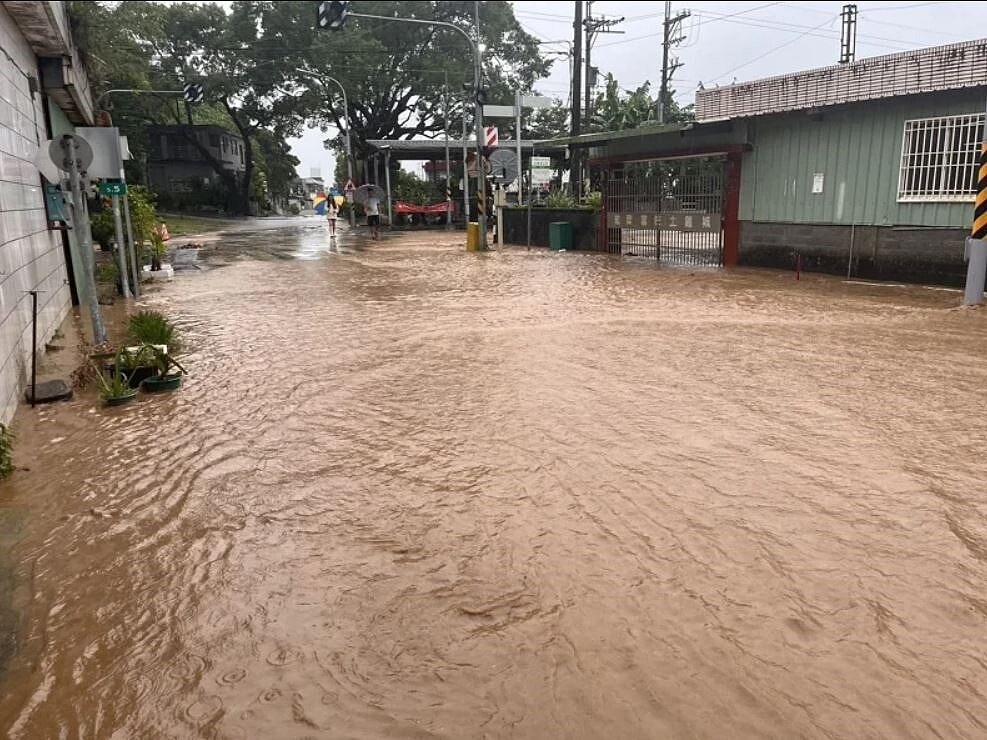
[973,141,987,240]
[964,120,987,305]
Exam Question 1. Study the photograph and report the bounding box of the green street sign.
[99,181,127,196]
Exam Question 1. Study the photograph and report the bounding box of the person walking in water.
[326,199,338,237]
[366,194,381,241]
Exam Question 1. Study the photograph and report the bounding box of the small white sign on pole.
[531,155,552,187]
[482,105,515,118]
[521,95,553,109]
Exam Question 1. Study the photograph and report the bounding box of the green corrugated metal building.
[581,39,987,284]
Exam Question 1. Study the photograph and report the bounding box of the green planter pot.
[104,390,138,407]
[142,373,183,393]
[112,364,157,389]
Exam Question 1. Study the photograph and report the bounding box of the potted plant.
[92,345,157,389]
[93,350,139,406]
[128,309,181,352]
[141,345,187,393]
[149,230,168,271]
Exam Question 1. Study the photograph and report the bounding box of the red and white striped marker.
[485,126,498,148]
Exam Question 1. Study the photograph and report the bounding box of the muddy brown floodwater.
[2,218,987,738]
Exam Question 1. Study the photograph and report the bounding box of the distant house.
[286,176,325,212]
[147,125,246,195]
[291,176,325,197]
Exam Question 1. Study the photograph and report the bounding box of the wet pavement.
[2,217,987,738]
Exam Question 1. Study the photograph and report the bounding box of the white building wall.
[0,4,73,423]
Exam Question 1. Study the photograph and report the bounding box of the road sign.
[317,1,349,30]
[183,84,204,104]
[49,135,94,173]
[482,105,515,118]
[489,149,518,185]
[485,126,498,148]
[99,181,128,196]
[531,155,552,187]
[343,178,355,191]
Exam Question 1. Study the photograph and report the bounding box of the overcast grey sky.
[289,1,984,182]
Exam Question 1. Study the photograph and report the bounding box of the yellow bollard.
[466,222,480,251]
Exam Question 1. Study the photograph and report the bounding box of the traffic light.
[317,1,349,31]
[183,84,204,104]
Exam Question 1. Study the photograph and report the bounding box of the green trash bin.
[549,221,572,250]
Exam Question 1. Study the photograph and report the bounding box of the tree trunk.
[222,99,254,216]
[240,133,254,216]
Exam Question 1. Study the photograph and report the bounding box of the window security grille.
[898,113,985,202]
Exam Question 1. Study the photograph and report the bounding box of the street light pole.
[297,67,355,228]
[347,11,487,250]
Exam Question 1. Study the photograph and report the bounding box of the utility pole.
[658,2,690,124]
[839,4,858,64]
[584,2,624,123]
[444,71,452,230]
[571,1,583,197]
[569,0,583,197]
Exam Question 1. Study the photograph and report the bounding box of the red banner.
[395,200,454,215]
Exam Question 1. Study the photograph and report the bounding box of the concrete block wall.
[739,221,969,286]
[0,5,72,423]
[502,208,600,250]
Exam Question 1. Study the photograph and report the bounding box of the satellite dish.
[48,134,94,173]
[488,148,518,185]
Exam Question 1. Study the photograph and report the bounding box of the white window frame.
[898,113,984,203]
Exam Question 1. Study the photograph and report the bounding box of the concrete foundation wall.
[740,221,969,285]
[0,5,73,423]
[502,208,600,249]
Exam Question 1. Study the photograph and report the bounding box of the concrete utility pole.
[63,136,107,344]
[583,2,623,124]
[444,71,452,230]
[571,1,583,197]
[658,2,690,124]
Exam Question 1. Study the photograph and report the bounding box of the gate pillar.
[723,152,742,267]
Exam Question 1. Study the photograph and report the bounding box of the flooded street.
[2,219,987,738]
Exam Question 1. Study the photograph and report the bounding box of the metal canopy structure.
[364,139,567,160]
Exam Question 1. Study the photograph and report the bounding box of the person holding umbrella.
[354,184,385,241]
[366,193,381,241]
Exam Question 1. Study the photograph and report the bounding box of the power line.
[856,14,967,39]
[692,11,914,48]
[863,1,941,11]
[708,14,839,83]
[597,2,784,49]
